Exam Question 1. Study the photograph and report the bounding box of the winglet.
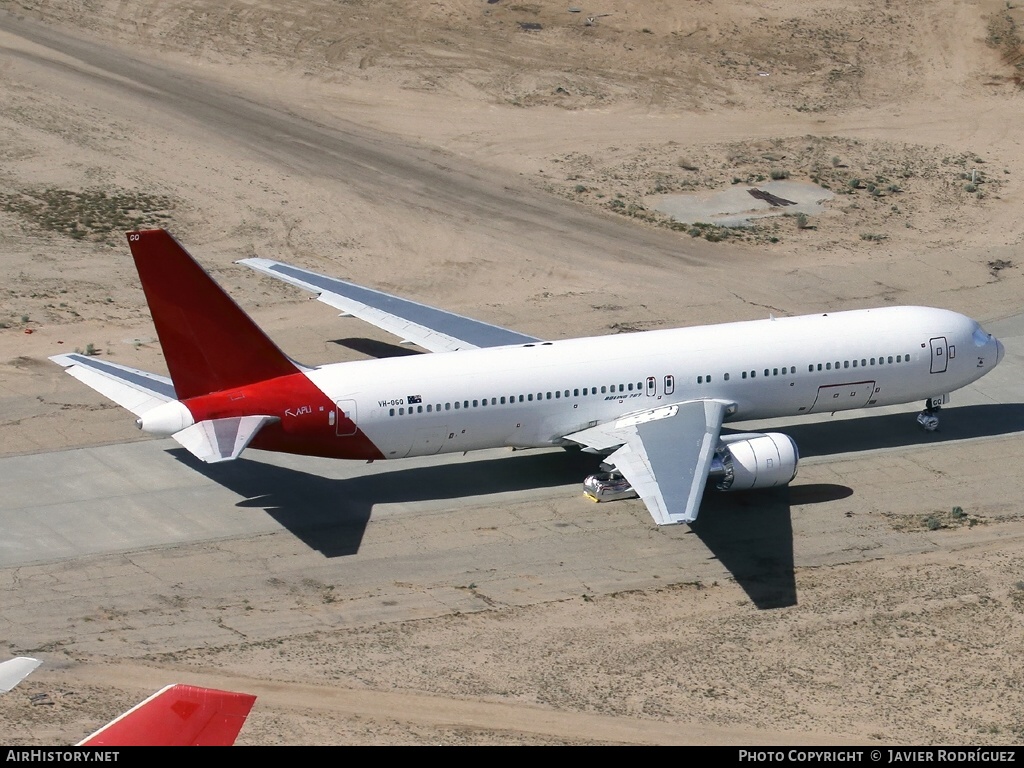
[78,684,256,746]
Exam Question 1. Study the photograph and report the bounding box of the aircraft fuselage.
[182,305,1002,461]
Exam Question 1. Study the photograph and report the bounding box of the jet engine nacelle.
[709,432,799,491]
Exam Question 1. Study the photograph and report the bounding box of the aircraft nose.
[995,337,1005,366]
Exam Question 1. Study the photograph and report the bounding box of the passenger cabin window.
[664,375,675,394]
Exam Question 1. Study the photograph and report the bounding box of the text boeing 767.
[52,230,1004,526]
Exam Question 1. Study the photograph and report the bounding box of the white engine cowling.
[709,432,799,491]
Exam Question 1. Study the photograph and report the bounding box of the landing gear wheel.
[917,399,941,432]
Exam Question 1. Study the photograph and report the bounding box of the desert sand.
[1,0,1023,745]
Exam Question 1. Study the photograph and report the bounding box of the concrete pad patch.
[646,180,835,228]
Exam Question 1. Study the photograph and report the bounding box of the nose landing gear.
[916,396,946,432]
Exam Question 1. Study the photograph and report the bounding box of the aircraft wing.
[240,258,540,352]
[50,353,176,416]
[78,684,257,746]
[566,400,730,525]
[0,657,42,693]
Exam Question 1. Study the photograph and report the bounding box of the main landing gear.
[916,397,944,432]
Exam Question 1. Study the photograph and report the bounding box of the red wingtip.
[126,229,300,399]
[80,683,257,747]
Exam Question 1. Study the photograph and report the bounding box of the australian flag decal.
[408,394,422,404]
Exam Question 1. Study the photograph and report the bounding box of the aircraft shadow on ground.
[168,402,1021,608]
[760,402,1024,459]
[703,402,1024,608]
[690,483,851,610]
[169,447,600,558]
[330,337,423,358]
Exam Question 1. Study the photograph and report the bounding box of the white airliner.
[52,230,1004,525]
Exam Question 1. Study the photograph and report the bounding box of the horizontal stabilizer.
[173,416,276,463]
[240,257,540,352]
[78,683,256,746]
[0,657,42,693]
[50,353,175,416]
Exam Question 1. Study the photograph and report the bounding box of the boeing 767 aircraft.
[53,230,1004,526]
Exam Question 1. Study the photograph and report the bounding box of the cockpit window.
[973,327,991,346]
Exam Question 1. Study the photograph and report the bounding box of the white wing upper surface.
[566,400,729,525]
[240,258,540,352]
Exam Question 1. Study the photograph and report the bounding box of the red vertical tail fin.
[78,683,256,746]
[127,230,300,399]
